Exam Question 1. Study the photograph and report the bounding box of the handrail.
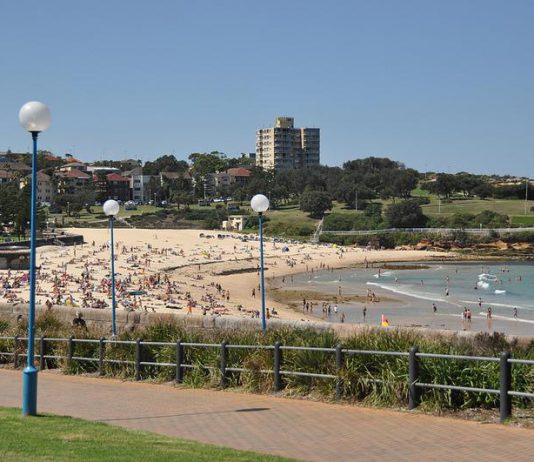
[0,334,531,423]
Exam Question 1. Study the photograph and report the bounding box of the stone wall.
[0,302,530,346]
[0,233,84,249]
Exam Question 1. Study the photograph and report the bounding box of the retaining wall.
[0,303,530,345]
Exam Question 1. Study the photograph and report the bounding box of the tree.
[143,155,188,175]
[389,168,419,199]
[0,183,20,226]
[433,173,457,198]
[54,187,95,216]
[14,185,47,237]
[472,183,494,200]
[299,190,332,218]
[385,200,427,228]
[188,152,228,178]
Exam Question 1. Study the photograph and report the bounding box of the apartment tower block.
[256,117,320,170]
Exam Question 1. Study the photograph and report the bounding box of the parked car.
[124,201,137,211]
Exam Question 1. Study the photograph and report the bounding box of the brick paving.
[1,369,533,461]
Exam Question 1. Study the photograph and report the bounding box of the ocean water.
[287,262,534,336]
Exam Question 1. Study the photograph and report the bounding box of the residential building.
[214,172,232,190]
[105,173,130,202]
[202,173,216,198]
[123,167,155,203]
[31,171,55,204]
[226,167,251,185]
[86,166,120,175]
[0,170,14,184]
[256,116,320,170]
[59,161,88,172]
[120,159,141,169]
[55,169,91,195]
[222,215,247,231]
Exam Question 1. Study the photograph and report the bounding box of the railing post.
[135,338,141,381]
[335,344,343,400]
[39,335,46,370]
[67,336,74,368]
[13,336,19,368]
[220,340,228,388]
[175,340,184,383]
[408,346,420,410]
[273,341,282,392]
[98,337,105,376]
[500,351,512,422]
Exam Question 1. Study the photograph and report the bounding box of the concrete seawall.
[1,303,530,346]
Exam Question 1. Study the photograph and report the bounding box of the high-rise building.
[256,117,320,170]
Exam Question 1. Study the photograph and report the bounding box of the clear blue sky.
[1,0,533,175]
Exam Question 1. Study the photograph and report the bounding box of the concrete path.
[1,369,533,461]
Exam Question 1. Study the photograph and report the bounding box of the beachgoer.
[432,303,437,313]
[513,307,518,319]
[72,312,86,329]
[363,306,367,321]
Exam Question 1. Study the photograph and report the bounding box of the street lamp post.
[103,200,120,336]
[18,101,51,416]
[250,194,270,332]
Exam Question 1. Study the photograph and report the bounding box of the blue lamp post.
[103,199,120,336]
[19,101,52,416]
[250,194,270,332]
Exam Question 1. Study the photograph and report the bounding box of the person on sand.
[341,313,345,323]
[514,307,518,319]
[432,303,437,314]
[487,307,492,319]
[252,288,255,298]
[363,306,367,322]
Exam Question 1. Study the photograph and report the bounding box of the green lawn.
[510,215,534,226]
[48,205,159,225]
[0,407,294,462]
[421,197,531,217]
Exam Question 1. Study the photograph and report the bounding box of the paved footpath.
[1,369,534,461]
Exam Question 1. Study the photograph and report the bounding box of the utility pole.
[525,178,529,216]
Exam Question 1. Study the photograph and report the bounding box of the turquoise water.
[287,262,534,336]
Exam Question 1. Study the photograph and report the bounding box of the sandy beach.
[0,228,452,325]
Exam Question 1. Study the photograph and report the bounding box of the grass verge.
[0,406,295,462]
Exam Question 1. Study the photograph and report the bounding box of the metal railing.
[1,335,532,423]
[319,227,534,236]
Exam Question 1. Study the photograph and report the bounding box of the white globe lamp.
[19,101,52,133]
[103,200,120,217]
[250,194,270,214]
